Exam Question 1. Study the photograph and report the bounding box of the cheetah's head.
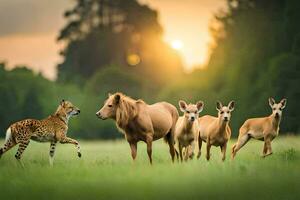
[60,100,80,117]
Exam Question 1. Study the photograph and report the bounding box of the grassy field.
[0,136,299,200]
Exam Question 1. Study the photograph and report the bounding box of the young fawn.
[174,100,204,162]
[197,101,235,161]
[231,98,287,159]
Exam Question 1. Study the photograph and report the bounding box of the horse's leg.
[165,130,178,162]
[146,135,153,164]
[129,141,137,161]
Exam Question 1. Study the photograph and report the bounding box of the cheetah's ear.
[60,99,65,106]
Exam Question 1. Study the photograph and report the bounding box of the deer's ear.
[60,99,65,106]
[114,94,121,104]
[269,97,275,107]
[179,100,187,112]
[228,101,235,111]
[108,93,112,97]
[280,98,287,109]
[196,101,204,113]
[216,101,223,111]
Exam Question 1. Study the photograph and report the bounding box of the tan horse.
[96,92,179,164]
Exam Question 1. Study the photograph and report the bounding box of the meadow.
[0,136,299,200]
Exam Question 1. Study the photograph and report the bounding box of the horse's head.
[96,93,121,120]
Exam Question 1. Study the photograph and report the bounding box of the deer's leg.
[184,146,189,162]
[263,136,273,157]
[221,142,227,161]
[206,138,211,161]
[231,133,250,160]
[197,136,202,159]
[178,142,183,162]
[189,141,195,160]
[267,141,273,155]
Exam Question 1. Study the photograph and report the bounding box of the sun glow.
[170,40,183,50]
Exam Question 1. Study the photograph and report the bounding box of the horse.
[96,92,179,164]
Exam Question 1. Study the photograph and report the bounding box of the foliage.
[57,0,183,87]
[0,64,141,139]
[1,0,300,139]
[160,0,300,134]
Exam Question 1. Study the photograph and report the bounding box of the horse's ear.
[60,99,65,106]
[114,94,121,104]
[108,93,112,97]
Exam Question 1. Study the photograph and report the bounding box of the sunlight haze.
[0,0,225,79]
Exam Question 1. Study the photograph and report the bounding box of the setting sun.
[170,40,183,50]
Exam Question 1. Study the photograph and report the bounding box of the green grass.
[0,136,300,200]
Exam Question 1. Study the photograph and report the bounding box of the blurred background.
[0,0,299,139]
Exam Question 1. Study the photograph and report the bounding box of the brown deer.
[174,100,204,162]
[231,98,287,159]
[197,101,235,161]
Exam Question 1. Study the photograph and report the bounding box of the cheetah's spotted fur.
[0,100,81,165]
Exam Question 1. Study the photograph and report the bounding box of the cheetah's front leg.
[60,137,82,157]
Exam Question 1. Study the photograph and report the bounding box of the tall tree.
[206,0,300,133]
[57,0,182,86]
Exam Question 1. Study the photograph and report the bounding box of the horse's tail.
[163,104,179,143]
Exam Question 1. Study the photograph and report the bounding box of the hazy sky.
[0,0,225,80]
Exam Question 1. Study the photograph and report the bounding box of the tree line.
[1,0,299,138]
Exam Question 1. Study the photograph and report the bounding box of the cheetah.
[0,100,81,166]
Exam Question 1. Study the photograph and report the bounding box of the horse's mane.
[115,93,145,129]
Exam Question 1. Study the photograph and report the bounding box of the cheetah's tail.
[5,128,12,143]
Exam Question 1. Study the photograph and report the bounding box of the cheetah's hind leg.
[0,128,17,159]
